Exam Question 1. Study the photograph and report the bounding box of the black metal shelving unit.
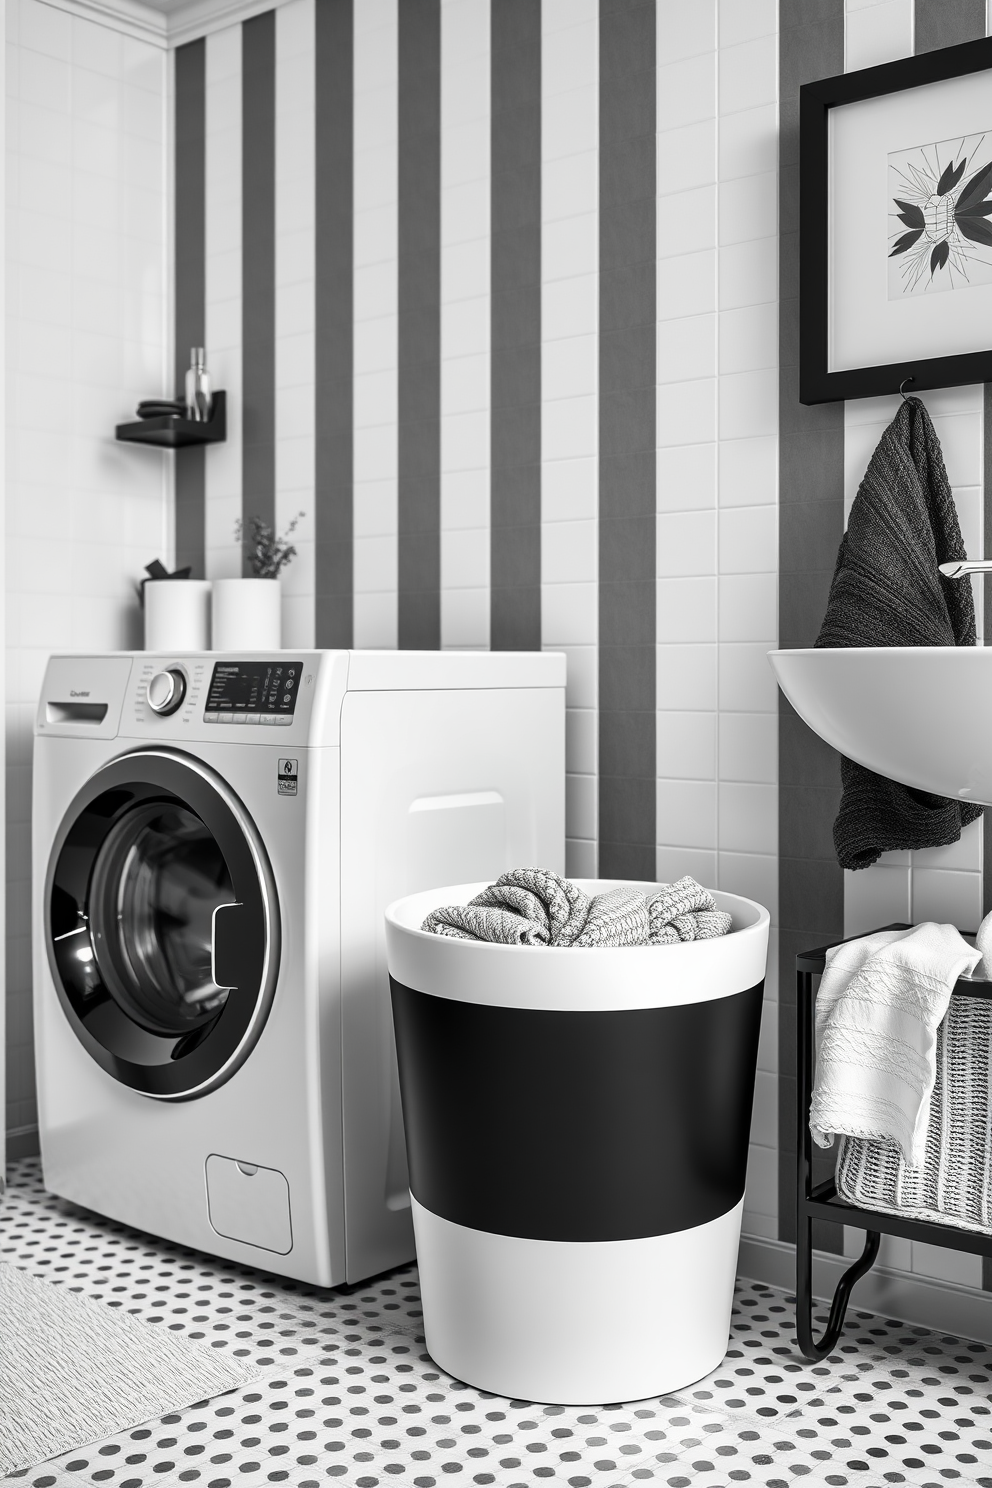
[116,391,226,449]
[796,924,992,1360]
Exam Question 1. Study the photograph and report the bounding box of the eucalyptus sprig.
[235,512,305,579]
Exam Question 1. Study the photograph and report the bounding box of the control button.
[275,716,292,726]
[230,713,247,724]
[204,713,218,723]
[245,713,261,724]
[217,713,233,724]
[260,714,277,725]
[147,668,187,716]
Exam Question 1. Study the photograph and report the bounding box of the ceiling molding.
[36,0,291,49]
[37,0,167,48]
[167,0,292,48]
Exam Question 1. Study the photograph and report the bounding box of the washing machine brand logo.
[277,758,298,796]
[69,690,90,698]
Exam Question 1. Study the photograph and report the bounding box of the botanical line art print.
[888,131,992,297]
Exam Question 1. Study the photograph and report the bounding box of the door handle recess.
[212,902,264,991]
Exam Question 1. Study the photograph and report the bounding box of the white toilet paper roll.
[211,578,282,651]
[144,580,212,652]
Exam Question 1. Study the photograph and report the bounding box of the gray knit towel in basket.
[421,868,733,947]
[837,993,992,1234]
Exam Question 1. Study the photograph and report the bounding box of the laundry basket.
[385,879,769,1405]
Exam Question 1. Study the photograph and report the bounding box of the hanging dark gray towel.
[815,394,981,870]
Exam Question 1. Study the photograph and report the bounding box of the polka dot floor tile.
[9,1158,992,1488]
[675,1290,892,1425]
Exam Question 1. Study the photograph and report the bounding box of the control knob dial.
[147,668,187,716]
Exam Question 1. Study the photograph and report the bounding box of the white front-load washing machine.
[33,649,565,1286]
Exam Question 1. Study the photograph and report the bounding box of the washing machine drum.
[45,750,280,1100]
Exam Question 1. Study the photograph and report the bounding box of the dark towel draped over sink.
[815,395,981,871]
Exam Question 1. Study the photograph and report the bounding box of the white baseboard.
[739,1233,992,1346]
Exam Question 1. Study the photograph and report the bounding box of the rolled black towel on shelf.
[815,394,981,870]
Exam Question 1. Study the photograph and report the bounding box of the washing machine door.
[45,750,280,1100]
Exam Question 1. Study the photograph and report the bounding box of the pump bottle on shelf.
[185,348,212,422]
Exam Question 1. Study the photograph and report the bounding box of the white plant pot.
[385,879,770,1405]
[211,578,281,651]
[144,580,211,652]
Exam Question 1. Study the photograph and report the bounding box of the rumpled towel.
[814,394,981,870]
[809,923,981,1168]
[421,868,733,947]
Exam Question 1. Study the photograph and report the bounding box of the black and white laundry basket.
[385,879,770,1405]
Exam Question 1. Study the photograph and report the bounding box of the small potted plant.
[212,513,304,651]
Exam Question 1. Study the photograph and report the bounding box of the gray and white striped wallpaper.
[168,0,992,1312]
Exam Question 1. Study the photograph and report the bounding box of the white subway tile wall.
[4,0,985,1335]
[542,0,598,878]
[845,0,914,70]
[655,1,779,1243]
[6,0,169,1137]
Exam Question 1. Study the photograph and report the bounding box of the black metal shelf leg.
[796,1224,881,1361]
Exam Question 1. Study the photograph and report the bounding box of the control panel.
[35,653,333,746]
[203,661,302,726]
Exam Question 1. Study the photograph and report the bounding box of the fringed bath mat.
[0,1263,263,1475]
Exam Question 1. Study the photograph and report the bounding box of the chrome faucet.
[939,560,992,579]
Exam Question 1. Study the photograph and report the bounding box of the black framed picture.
[800,36,992,405]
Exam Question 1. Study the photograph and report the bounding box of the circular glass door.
[46,750,279,1099]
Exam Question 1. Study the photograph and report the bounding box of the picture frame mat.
[828,66,992,373]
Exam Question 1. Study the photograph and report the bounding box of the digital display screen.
[205,661,302,716]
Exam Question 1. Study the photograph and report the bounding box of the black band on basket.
[389,979,764,1244]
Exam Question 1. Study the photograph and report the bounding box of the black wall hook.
[899,376,915,401]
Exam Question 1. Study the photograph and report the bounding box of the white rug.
[0,1263,264,1475]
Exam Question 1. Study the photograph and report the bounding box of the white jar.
[144,580,212,652]
[211,578,281,651]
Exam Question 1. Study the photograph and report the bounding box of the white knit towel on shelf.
[810,923,981,1169]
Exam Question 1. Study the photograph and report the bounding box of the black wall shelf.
[116,391,226,449]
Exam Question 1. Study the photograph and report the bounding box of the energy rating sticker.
[277,758,298,796]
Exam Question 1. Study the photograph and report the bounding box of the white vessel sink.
[768,647,992,806]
